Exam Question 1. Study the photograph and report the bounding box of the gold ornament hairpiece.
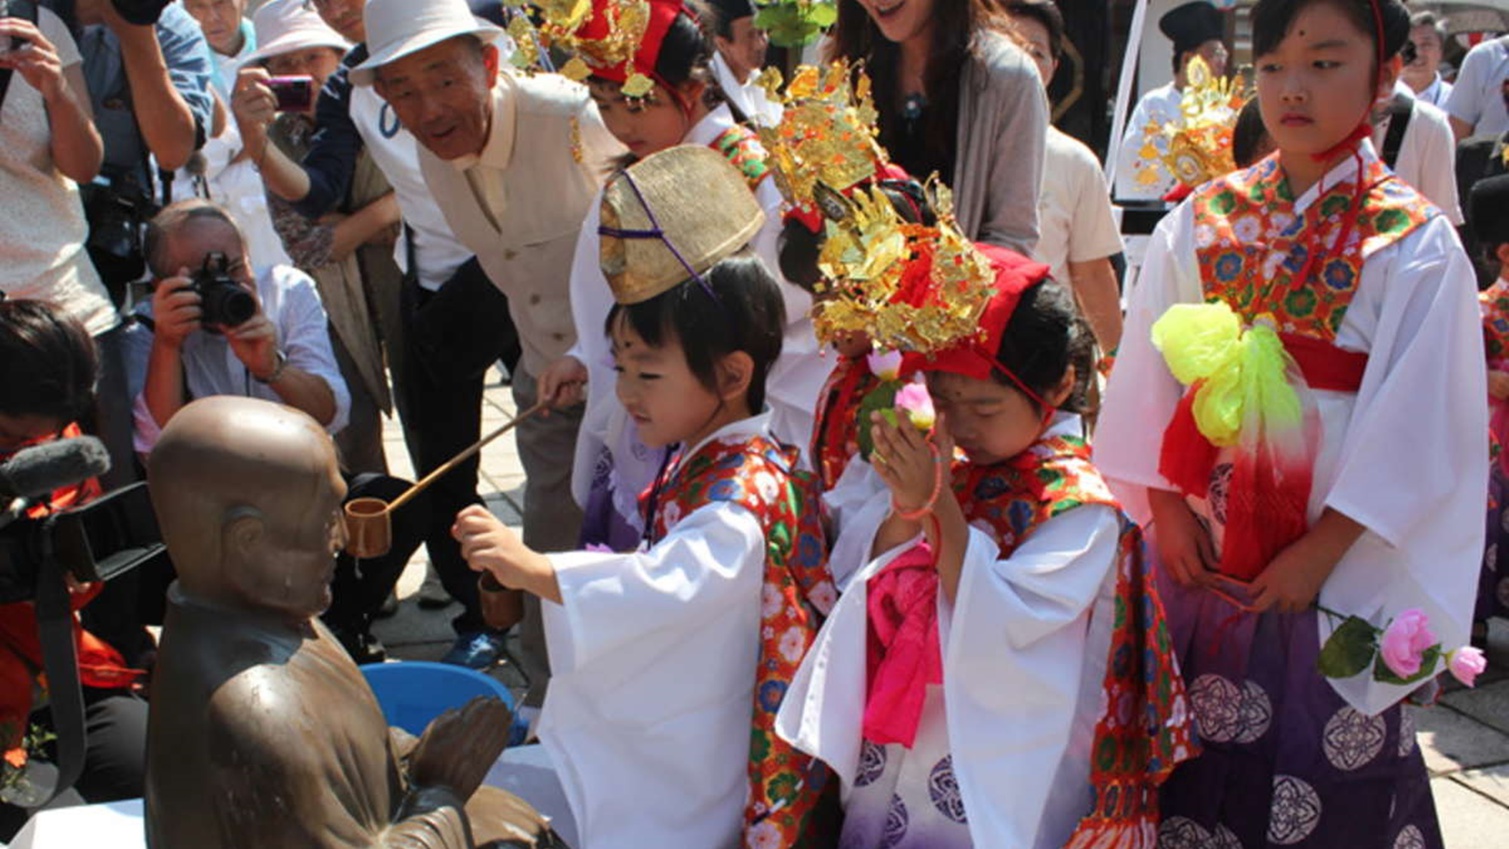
[758,61,887,220]
[1137,56,1248,190]
[505,0,657,98]
[811,176,996,354]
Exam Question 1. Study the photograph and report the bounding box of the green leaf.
[1372,644,1443,686]
[1316,615,1378,679]
[855,382,900,459]
[809,1,838,27]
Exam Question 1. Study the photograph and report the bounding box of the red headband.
[576,0,687,90]
[924,244,1053,409]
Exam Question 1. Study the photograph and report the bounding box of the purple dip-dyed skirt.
[1154,576,1443,849]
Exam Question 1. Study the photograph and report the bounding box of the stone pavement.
[373,368,1509,847]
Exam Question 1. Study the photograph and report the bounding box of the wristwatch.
[255,350,289,385]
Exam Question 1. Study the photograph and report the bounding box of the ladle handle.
[386,401,548,513]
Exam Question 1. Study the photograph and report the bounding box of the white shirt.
[1373,91,1463,224]
[1036,127,1125,284]
[126,264,351,454]
[1413,73,1452,109]
[711,51,782,128]
[0,6,117,336]
[1446,36,1509,137]
[1096,142,1487,717]
[540,413,775,849]
[1114,82,1183,201]
[349,84,473,290]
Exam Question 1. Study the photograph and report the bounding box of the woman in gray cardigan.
[828,0,1046,255]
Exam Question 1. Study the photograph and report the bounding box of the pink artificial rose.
[867,348,904,381]
[1447,646,1488,687]
[894,380,936,431]
[1379,608,1436,679]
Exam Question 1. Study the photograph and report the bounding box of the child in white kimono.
[779,250,1195,848]
[1096,0,1486,844]
[530,0,826,550]
[453,147,838,848]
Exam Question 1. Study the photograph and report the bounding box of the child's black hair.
[606,247,786,413]
[777,180,940,292]
[0,299,100,423]
[1252,0,1410,62]
[992,279,1096,415]
[1232,98,1273,169]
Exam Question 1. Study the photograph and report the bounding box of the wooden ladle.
[343,402,546,558]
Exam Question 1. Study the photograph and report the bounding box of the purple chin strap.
[597,167,723,305]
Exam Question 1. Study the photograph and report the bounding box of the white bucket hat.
[241,0,352,68]
[349,0,506,87]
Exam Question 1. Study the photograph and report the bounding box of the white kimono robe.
[539,414,773,849]
[565,104,830,517]
[777,414,1125,848]
[1096,143,1488,717]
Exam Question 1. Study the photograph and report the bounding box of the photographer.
[126,199,348,450]
[0,299,146,843]
[124,200,423,662]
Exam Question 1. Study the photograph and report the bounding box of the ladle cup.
[342,402,546,558]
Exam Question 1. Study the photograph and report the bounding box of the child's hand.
[1248,509,1362,613]
[870,411,951,514]
[1147,489,1218,588]
[452,505,561,602]
[1249,543,1328,613]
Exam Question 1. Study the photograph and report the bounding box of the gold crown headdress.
[505,0,664,98]
[1137,57,1248,190]
[810,177,996,354]
[757,62,888,228]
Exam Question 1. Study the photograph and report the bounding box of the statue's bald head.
[149,397,346,618]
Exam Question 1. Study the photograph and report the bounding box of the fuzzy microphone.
[0,437,112,502]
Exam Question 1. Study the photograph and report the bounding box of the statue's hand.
[407,696,512,800]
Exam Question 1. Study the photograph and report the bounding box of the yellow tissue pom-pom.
[1151,302,1302,447]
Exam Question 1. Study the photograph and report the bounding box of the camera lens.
[201,282,257,327]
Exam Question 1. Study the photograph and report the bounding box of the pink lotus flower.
[1447,646,1488,687]
[894,380,936,431]
[1379,608,1436,679]
[866,348,904,381]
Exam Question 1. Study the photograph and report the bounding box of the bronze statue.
[143,396,561,848]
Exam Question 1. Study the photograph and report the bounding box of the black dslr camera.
[188,252,258,328]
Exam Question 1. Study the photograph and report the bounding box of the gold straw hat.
[599,145,766,304]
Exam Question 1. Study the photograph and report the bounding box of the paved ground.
[375,367,1509,846]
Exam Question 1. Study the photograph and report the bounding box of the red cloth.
[862,542,943,748]
[1156,337,1365,580]
[922,244,1051,382]
[0,424,140,769]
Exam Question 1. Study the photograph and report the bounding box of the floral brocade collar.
[1190,148,1438,341]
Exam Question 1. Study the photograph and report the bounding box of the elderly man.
[143,395,558,849]
[351,0,623,709]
